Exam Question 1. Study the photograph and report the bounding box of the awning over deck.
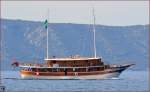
[44,57,101,61]
[18,65,104,69]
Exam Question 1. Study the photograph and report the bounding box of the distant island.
[1,19,149,71]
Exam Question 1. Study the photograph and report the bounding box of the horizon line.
[1,18,149,27]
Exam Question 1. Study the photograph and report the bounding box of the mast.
[46,9,49,59]
[92,7,97,58]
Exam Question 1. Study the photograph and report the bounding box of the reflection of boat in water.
[11,9,134,79]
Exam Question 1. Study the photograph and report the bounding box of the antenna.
[92,7,97,58]
[46,9,49,59]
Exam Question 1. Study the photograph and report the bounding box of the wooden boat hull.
[20,72,121,79]
[20,64,131,79]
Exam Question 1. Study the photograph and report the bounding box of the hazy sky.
[1,1,149,26]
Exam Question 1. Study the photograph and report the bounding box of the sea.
[1,70,149,92]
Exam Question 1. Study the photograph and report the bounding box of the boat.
[11,9,135,79]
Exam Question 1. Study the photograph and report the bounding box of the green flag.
[44,19,48,29]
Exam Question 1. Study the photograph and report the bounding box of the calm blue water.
[2,70,149,92]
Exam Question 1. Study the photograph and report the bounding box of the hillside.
[1,19,149,70]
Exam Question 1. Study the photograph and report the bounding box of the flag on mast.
[44,19,48,29]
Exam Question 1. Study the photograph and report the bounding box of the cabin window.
[73,68,76,72]
[52,68,58,72]
[51,67,60,72]
[86,68,89,72]
[47,68,52,72]
[52,64,59,68]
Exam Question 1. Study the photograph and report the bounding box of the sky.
[1,1,149,26]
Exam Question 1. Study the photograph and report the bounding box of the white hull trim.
[21,72,121,80]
